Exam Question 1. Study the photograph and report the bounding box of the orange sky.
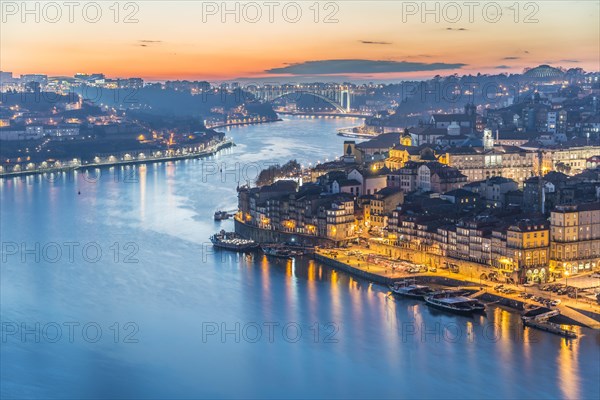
[1,1,598,81]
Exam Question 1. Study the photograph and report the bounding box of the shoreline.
[276,111,368,118]
[207,118,282,129]
[0,138,234,179]
[312,249,600,329]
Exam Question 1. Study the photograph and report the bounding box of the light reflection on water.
[1,116,599,399]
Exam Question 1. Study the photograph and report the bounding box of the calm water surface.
[1,116,599,399]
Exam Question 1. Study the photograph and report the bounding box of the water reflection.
[1,116,598,399]
[558,334,580,399]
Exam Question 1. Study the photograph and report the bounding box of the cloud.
[495,65,512,69]
[360,40,392,45]
[446,27,468,31]
[137,40,162,47]
[265,59,467,75]
[560,59,580,63]
[502,56,520,60]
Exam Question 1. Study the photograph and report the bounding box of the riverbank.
[313,247,600,329]
[276,111,368,118]
[207,118,281,129]
[0,138,234,179]
[235,218,334,247]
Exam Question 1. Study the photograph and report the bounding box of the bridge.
[247,85,353,114]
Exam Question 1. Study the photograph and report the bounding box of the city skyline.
[2,2,600,399]
[1,1,599,81]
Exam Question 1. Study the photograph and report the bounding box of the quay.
[312,247,600,330]
[314,252,395,285]
[235,217,600,329]
[0,138,234,179]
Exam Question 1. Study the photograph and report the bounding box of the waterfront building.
[498,220,551,283]
[550,202,600,277]
[324,198,356,242]
[237,181,358,245]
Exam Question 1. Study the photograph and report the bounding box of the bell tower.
[401,129,412,147]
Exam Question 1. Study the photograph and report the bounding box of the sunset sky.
[1,1,599,81]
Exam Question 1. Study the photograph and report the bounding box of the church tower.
[401,129,412,147]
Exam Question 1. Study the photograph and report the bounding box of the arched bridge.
[247,86,352,113]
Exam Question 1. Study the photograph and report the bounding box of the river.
[0,115,598,399]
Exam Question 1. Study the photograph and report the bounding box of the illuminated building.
[499,220,550,283]
[550,202,600,277]
[439,145,537,186]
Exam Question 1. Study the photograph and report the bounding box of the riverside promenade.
[0,138,234,179]
[314,247,600,329]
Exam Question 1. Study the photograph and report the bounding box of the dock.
[558,306,600,330]
[522,310,577,338]
[313,248,600,330]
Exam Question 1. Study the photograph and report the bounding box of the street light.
[565,270,569,288]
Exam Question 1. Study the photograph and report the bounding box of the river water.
[1,115,598,399]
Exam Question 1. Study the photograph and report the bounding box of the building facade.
[550,203,600,276]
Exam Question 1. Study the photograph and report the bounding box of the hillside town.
[236,71,600,287]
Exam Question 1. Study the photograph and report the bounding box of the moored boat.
[210,230,258,251]
[424,292,486,315]
[389,282,434,299]
[522,317,577,339]
[261,244,304,259]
